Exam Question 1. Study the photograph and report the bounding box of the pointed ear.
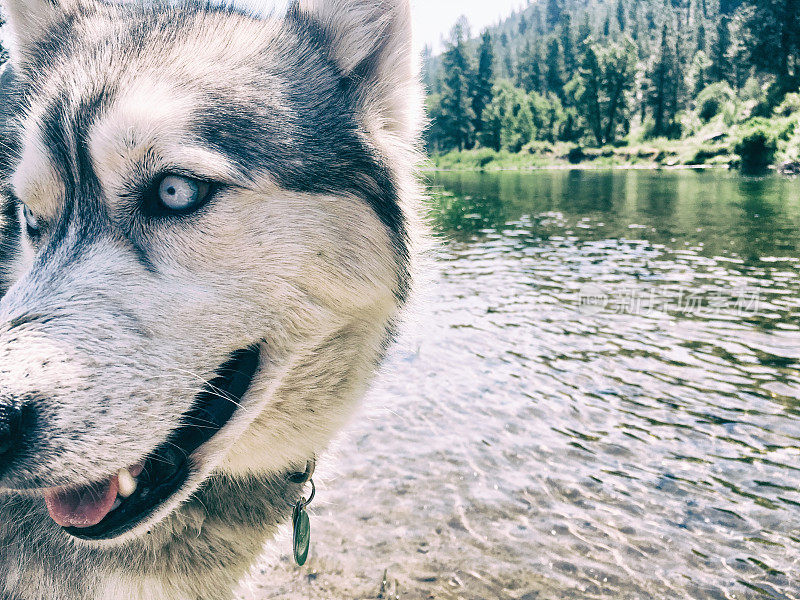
[294,0,412,77]
[2,0,75,63]
[291,0,422,144]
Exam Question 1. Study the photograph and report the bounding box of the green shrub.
[636,147,660,160]
[524,140,554,155]
[567,146,585,164]
[741,77,766,105]
[691,144,728,164]
[776,119,797,141]
[735,119,778,173]
[473,147,497,168]
[695,82,736,123]
[739,78,769,120]
[642,115,684,140]
[775,93,800,118]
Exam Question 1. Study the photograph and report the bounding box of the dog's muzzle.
[2,345,262,541]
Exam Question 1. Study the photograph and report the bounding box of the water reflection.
[243,170,800,600]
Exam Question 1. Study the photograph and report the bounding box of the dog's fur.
[0,1,422,598]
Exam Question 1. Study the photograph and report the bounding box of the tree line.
[424,0,800,157]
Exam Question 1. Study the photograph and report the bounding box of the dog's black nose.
[0,404,22,457]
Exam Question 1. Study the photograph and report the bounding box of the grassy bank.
[428,108,800,173]
[428,139,734,171]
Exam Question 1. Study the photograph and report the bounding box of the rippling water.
[241,170,800,600]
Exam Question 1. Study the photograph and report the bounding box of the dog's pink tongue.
[44,476,119,528]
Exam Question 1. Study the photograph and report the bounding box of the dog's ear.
[290,0,421,143]
[2,0,80,64]
[293,0,412,77]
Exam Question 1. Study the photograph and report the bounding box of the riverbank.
[427,138,740,172]
[427,123,800,174]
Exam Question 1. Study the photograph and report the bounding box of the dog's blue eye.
[22,204,40,235]
[157,175,209,212]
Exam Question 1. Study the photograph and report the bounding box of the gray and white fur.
[0,0,423,598]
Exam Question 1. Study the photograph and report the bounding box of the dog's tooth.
[117,468,138,498]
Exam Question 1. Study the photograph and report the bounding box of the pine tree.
[504,50,515,81]
[697,21,706,53]
[710,15,731,84]
[727,17,753,90]
[600,40,637,143]
[616,0,627,32]
[545,37,564,98]
[421,45,435,92]
[574,46,604,144]
[546,0,562,29]
[645,8,657,31]
[647,24,680,138]
[425,94,448,152]
[473,32,496,136]
[480,84,537,152]
[578,14,592,52]
[631,19,640,43]
[438,19,477,150]
[519,14,529,36]
[518,41,544,93]
[689,51,713,97]
[570,39,637,145]
[672,21,689,114]
[741,0,800,93]
[507,95,536,152]
[719,0,744,14]
[479,91,504,151]
[561,13,577,76]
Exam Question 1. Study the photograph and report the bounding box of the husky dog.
[0,0,421,598]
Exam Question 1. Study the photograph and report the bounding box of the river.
[240,170,800,600]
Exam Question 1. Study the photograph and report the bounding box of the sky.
[409,0,527,54]
[250,0,527,54]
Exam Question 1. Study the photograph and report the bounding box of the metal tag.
[292,503,311,566]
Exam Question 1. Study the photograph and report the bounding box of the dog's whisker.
[163,368,248,410]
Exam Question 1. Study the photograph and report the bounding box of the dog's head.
[0,0,420,545]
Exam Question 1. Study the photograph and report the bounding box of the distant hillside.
[422,0,798,172]
[424,0,749,88]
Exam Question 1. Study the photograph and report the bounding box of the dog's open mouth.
[42,346,261,541]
